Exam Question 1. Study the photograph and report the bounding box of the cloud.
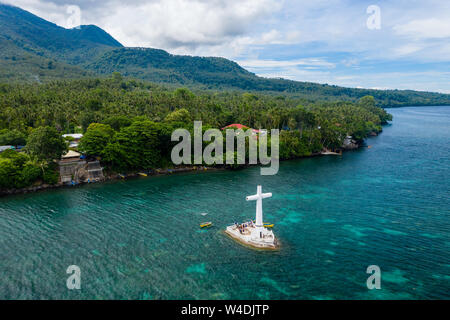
[236,57,338,85]
[393,18,450,39]
[254,29,302,45]
[393,45,424,56]
[104,0,281,49]
[341,58,359,67]
[1,0,73,27]
[5,0,450,61]
[2,0,282,52]
[2,0,450,92]
[238,58,335,69]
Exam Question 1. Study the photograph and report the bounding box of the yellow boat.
[250,220,274,228]
[200,222,212,228]
[138,172,147,177]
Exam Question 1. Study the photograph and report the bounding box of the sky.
[2,0,450,93]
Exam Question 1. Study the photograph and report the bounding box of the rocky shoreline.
[0,166,223,197]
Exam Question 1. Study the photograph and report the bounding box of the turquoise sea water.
[1,106,449,299]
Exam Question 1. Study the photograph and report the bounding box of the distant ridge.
[1,3,450,107]
[71,25,123,48]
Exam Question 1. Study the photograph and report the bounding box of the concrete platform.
[225,224,278,250]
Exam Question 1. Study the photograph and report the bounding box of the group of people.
[234,220,254,234]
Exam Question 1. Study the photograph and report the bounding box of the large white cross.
[246,185,272,228]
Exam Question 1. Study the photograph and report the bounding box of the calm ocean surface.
[1,106,449,299]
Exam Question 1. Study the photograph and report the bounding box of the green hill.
[86,47,255,86]
[0,37,93,83]
[0,4,122,62]
[1,3,450,106]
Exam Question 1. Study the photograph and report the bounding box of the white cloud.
[5,0,450,61]
[7,0,284,53]
[2,0,450,92]
[237,58,335,69]
[393,44,423,56]
[237,58,338,85]
[394,18,450,39]
[255,29,302,45]
[102,0,281,50]
[1,0,282,52]
[341,58,359,67]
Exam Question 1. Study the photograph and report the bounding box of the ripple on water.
[259,277,290,296]
[382,228,408,236]
[420,233,441,239]
[186,263,207,274]
[342,225,371,238]
[382,269,409,284]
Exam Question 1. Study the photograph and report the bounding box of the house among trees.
[0,145,15,153]
[59,150,104,184]
[62,134,83,149]
[61,150,82,161]
[221,124,262,139]
[221,124,249,130]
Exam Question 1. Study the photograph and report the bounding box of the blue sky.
[4,0,450,93]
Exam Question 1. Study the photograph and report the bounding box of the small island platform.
[225,223,278,249]
[225,185,279,250]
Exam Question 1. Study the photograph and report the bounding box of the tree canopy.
[25,126,67,162]
[79,123,114,157]
[0,77,393,190]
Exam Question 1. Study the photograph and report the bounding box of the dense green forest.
[1,4,450,107]
[0,76,392,190]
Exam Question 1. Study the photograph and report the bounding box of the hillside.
[1,3,450,106]
[0,4,122,63]
[86,47,255,87]
[0,36,92,82]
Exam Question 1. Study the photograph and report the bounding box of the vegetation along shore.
[0,76,392,196]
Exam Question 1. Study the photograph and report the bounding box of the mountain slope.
[71,25,123,48]
[86,47,450,106]
[1,3,450,106]
[0,36,93,82]
[86,47,256,86]
[0,3,122,64]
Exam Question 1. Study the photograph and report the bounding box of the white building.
[62,134,83,148]
[0,145,14,153]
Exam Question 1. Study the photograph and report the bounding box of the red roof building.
[221,124,250,130]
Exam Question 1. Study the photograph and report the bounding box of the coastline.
[0,165,223,197]
[0,145,365,198]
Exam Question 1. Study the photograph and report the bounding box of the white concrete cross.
[246,185,272,228]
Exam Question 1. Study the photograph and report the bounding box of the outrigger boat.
[200,222,213,228]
